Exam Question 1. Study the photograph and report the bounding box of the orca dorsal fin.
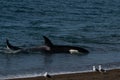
[6,39,21,50]
[43,36,53,46]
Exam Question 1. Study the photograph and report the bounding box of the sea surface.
[0,0,120,79]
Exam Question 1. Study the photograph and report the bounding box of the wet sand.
[8,69,120,80]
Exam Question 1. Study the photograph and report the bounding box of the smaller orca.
[6,39,50,53]
[6,39,22,53]
[6,36,89,54]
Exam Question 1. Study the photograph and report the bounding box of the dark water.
[0,0,120,79]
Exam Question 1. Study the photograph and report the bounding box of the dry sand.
[8,69,120,80]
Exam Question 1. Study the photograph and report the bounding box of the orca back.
[43,36,53,46]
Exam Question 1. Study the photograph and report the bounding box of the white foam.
[1,73,42,80]
[1,66,120,80]
[0,70,92,80]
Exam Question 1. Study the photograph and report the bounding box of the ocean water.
[0,0,120,79]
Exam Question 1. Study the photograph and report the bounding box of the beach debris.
[92,66,99,72]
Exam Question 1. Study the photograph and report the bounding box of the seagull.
[98,65,106,73]
[44,72,52,80]
[93,66,99,72]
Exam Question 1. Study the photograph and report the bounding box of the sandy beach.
[8,69,120,80]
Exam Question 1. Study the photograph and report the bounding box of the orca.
[43,36,89,54]
[6,39,22,53]
[6,36,89,54]
[6,39,21,50]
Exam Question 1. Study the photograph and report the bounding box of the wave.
[0,62,120,80]
[1,65,120,80]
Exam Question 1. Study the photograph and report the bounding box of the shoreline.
[8,69,120,80]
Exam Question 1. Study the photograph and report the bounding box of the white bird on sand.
[93,66,99,72]
[44,72,52,80]
[98,65,106,73]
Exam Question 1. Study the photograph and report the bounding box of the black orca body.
[6,36,89,54]
[42,36,89,54]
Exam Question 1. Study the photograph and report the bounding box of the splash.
[0,47,21,54]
